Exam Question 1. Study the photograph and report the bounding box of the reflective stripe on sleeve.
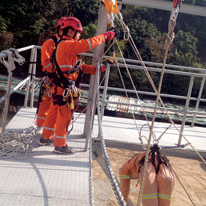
[142,193,158,199]
[56,40,66,62]
[87,39,92,51]
[44,62,52,69]
[59,65,74,69]
[120,175,131,179]
[43,126,55,131]
[158,193,172,201]
[55,135,67,139]
[37,116,46,120]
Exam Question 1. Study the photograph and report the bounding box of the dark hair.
[62,26,75,36]
[56,25,61,34]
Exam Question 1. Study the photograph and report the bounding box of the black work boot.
[53,145,76,154]
[38,137,54,146]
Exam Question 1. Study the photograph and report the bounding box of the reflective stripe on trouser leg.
[157,164,175,206]
[42,102,58,140]
[54,104,73,147]
[140,162,158,206]
[36,95,53,127]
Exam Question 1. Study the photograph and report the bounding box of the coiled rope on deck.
[0,127,37,160]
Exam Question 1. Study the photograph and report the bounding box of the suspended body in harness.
[119,144,175,206]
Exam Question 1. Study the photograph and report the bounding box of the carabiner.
[114,12,123,21]
[103,0,119,14]
[173,0,183,9]
[63,88,70,98]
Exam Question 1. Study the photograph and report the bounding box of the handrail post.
[24,46,35,107]
[0,48,25,132]
[191,71,206,126]
[83,2,108,144]
[97,63,111,138]
[178,75,194,145]
[101,64,111,119]
[1,69,13,132]
[30,47,37,108]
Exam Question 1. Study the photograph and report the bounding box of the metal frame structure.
[1,46,206,144]
[118,0,206,17]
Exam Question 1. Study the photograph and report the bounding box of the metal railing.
[1,45,206,145]
[79,53,206,146]
[0,45,39,132]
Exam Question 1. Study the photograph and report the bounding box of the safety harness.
[37,35,58,114]
[138,144,169,174]
[50,38,81,109]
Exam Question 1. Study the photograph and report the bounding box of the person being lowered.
[38,17,119,154]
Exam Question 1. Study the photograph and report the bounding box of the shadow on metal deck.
[0,107,206,206]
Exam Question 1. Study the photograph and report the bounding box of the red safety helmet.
[61,17,83,33]
[56,17,68,28]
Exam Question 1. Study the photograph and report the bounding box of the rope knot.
[123,25,129,42]
[164,32,175,50]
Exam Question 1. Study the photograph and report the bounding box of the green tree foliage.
[120,5,161,60]
[170,30,199,66]
[0,0,206,98]
[0,0,99,48]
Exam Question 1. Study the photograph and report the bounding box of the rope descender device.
[171,0,183,22]
[165,0,183,48]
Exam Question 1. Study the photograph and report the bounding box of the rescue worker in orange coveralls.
[38,16,119,154]
[119,145,175,206]
[36,17,67,134]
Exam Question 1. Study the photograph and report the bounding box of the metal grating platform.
[97,115,206,154]
[1,107,206,206]
[1,107,90,206]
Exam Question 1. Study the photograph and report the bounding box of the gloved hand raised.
[103,31,115,41]
[110,27,120,38]
[103,27,120,41]
[100,64,106,73]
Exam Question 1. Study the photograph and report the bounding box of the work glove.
[103,31,115,41]
[100,64,106,73]
[110,27,120,39]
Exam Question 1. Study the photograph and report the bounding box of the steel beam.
[118,0,206,17]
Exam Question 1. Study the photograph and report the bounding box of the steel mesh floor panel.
[1,107,206,205]
[1,107,90,205]
[92,115,206,152]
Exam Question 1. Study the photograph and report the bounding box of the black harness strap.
[37,36,59,112]
[50,38,76,89]
[50,35,58,44]
[138,144,168,174]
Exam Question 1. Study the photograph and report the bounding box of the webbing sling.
[138,144,168,174]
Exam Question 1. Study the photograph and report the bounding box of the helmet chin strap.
[73,30,78,39]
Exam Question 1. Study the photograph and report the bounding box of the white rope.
[117,15,206,166]
[113,7,205,206]
[0,127,37,160]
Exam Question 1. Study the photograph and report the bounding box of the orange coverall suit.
[42,34,106,147]
[119,151,175,206]
[36,34,59,127]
